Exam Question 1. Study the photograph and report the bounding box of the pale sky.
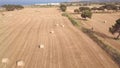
[0,0,119,5]
[0,0,69,5]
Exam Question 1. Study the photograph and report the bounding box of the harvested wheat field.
[82,13,120,50]
[70,10,120,50]
[0,8,119,68]
[67,6,120,51]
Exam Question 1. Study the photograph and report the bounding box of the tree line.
[60,4,120,39]
[74,4,120,14]
[1,4,24,11]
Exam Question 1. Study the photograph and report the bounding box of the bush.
[1,4,24,11]
[100,4,118,10]
[60,4,67,12]
[98,7,104,10]
[81,10,92,19]
[109,19,120,39]
[74,9,80,14]
[79,7,91,12]
[91,7,98,10]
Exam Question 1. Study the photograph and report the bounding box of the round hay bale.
[62,25,65,27]
[50,31,54,34]
[16,60,25,67]
[104,9,108,12]
[104,21,107,23]
[55,24,59,26]
[2,58,9,64]
[60,24,65,27]
[38,44,44,48]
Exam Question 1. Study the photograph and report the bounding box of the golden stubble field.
[67,6,120,51]
[0,7,119,68]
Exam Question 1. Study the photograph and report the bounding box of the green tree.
[60,4,67,12]
[81,10,92,19]
[109,19,120,39]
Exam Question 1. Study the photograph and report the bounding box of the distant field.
[0,8,119,68]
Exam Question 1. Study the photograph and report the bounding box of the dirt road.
[0,8,119,68]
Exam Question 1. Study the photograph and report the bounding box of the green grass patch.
[62,13,80,26]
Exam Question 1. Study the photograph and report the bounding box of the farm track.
[0,8,119,68]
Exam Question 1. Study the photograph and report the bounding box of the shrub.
[79,7,91,12]
[109,18,120,39]
[60,4,67,12]
[81,10,92,19]
[98,7,104,10]
[100,4,118,10]
[74,9,80,14]
[91,7,98,10]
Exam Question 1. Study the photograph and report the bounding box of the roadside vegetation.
[62,13,79,26]
[81,27,120,66]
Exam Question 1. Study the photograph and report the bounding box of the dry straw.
[16,60,25,67]
[2,58,9,64]
[50,31,54,34]
[38,44,44,48]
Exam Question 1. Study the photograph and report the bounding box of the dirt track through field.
[0,8,119,68]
